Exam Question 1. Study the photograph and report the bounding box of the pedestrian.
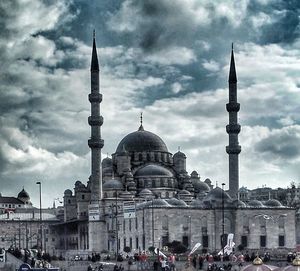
[88,264,93,271]
[153,259,159,271]
[198,255,204,270]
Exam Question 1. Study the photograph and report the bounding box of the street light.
[36,181,42,252]
[221,183,225,259]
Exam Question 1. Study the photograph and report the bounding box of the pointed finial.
[228,43,237,83]
[138,112,144,131]
[216,181,218,187]
[178,146,181,152]
[106,153,109,158]
[91,30,99,71]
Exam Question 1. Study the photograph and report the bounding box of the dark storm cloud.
[255,126,300,159]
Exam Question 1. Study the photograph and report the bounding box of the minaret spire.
[91,30,99,72]
[229,43,237,83]
[138,112,144,131]
[88,31,104,203]
[226,44,241,199]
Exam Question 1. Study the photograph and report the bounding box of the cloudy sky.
[1,0,300,207]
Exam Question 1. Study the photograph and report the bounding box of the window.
[52,238,55,242]
[135,217,138,229]
[260,235,266,247]
[182,236,189,248]
[278,216,285,229]
[279,235,285,247]
[241,236,248,247]
[124,238,126,248]
[123,220,126,233]
[129,219,132,231]
[136,237,139,249]
[202,236,209,248]
[82,194,85,200]
[129,237,132,248]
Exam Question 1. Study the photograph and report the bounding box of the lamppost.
[36,181,42,252]
[189,216,192,249]
[222,183,225,258]
[115,191,119,257]
[152,199,154,247]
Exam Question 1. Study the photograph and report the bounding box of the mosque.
[54,36,296,257]
[0,36,298,257]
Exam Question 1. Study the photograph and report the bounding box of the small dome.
[239,186,248,193]
[206,187,231,200]
[144,199,171,207]
[189,198,204,208]
[135,164,173,177]
[166,198,188,207]
[204,178,211,185]
[191,171,199,178]
[139,189,153,197]
[178,190,191,196]
[173,151,186,159]
[18,188,29,199]
[192,180,210,193]
[103,179,123,190]
[232,199,247,208]
[119,190,133,198]
[64,189,72,196]
[116,127,168,153]
[248,200,265,207]
[102,157,112,167]
[264,199,283,207]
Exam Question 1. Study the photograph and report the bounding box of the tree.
[124,246,131,253]
[167,241,187,254]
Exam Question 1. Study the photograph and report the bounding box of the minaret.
[226,44,241,199]
[88,31,104,203]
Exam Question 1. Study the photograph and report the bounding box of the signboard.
[123,201,136,219]
[89,204,100,221]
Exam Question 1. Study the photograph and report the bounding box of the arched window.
[162,216,168,230]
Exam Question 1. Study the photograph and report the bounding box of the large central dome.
[116,125,168,153]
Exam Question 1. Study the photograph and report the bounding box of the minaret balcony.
[88,116,103,126]
[89,93,102,103]
[226,124,241,134]
[226,145,241,154]
[88,138,104,149]
[226,102,240,112]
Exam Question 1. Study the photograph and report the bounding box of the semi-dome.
[248,200,264,207]
[192,180,210,193]
[116,126,168,153]
[18,188,29,199]
[206,187,231,200]
[203,187,232,207]
[166,198,188,207]
[135,164,173,177]
[103,179,123,190]
[264,199,283,207]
